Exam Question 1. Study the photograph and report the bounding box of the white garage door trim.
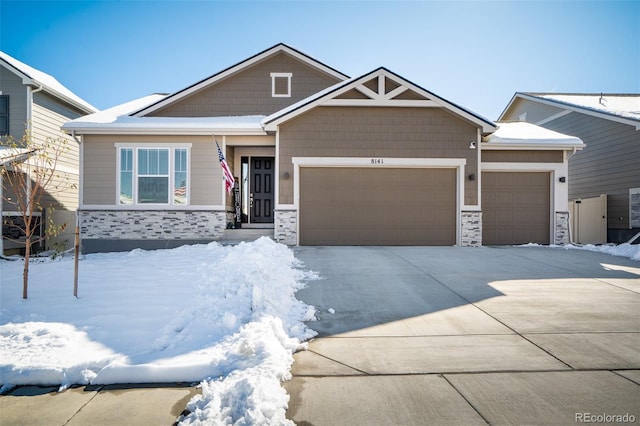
[481,162,567,244]
[291,157,466,245]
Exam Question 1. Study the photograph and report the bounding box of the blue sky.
[1,0,638,119]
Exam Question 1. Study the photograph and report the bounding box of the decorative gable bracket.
[263,67,496,133]
[322,71,439,107]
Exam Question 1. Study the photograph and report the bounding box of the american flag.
[216,140,235,195]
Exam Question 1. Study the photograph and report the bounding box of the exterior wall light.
[559,176,566,183]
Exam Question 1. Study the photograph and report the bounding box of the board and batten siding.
[542,112,640,230]
[150,53,342,118]
[82,135,222,206]
[0,65,28,140]
[278,106,479,205]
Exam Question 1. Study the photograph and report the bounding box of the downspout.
[24,83,44,252]
[71,130,83,253]
[565,147,578,244]
[25,83,43,215]
[27,83,44,134]
[71,131,84,206]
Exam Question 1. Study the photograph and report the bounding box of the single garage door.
[482,172,550,245]
[299,167,457,245]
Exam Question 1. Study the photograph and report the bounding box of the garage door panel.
[300,167,456,245]
[483,172,550,245]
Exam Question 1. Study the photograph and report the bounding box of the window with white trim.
[270,72,292,97]
[117,145,189,205]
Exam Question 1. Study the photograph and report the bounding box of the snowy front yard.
[0,237,318,424]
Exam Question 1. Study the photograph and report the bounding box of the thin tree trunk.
[23,238,30,299]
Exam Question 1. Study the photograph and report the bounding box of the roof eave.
[61,125,267,136]
[481,142,585,150]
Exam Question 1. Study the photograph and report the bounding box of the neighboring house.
[0,51,97,255]
[63,43,583,252]
[499,93,640,243]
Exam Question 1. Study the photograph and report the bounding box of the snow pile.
[561,243,640,261]
[519,242,640,261]
[0,237,318,424]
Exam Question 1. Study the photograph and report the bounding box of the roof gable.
[134,43,348,117]
[0,51,97,114]
[263,67,496,133]
[500,92,640,130]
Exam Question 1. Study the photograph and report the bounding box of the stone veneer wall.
[461,211,482,247]
[555,211,570,245]
[274,210,297,245]
[79,210,226,240]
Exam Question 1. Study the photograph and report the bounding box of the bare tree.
[1,130,74,299]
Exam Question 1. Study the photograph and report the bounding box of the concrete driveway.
[284,246,640,425]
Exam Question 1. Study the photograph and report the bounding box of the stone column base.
[555,211,570,245]
[275,209,297,245]
[461,211,482,247]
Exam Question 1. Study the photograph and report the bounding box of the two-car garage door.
[299,167,457,245]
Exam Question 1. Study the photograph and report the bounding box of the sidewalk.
[0,384,199,426]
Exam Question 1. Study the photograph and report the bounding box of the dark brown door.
[250,157,274,223]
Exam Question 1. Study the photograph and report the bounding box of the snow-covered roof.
[63,94,266,135]
[499,92,640,129]
[0,146,38,166]
[535,93,640,121]
[0,51,97,114]
[483,122,585,149]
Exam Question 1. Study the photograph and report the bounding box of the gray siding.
[82,135,221,206]
[279,106,479,205]
[150,52,342,117]
[0,64,28,140]
[502,98,565,124]
[543,112,639,230]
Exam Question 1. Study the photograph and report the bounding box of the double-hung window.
[117,145,190,205]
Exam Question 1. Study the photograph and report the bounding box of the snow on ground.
[0,237,318,425]
[560,242,640,261]
[519,242,640,261]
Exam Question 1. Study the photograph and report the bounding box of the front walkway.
[285,246,640,425]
